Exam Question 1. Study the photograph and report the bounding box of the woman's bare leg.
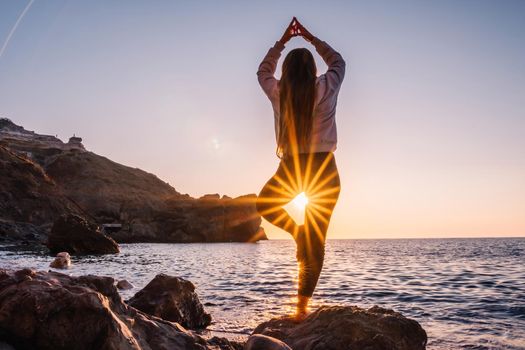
[257,153,340,320]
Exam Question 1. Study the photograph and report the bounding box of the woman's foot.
[293,294,310,321]
[293,309,309,322]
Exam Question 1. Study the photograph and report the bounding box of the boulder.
[252,305,427,350]
[49,252,71,269]
[244,335,292,350]
[0,268,237,350]
[47,214,119,255]
[116,279,134,290]
[127,274,211,329]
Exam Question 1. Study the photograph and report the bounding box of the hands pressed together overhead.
[279,17,314,45]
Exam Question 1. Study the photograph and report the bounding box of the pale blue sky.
[1,1,524,238]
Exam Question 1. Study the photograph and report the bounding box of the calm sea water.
[1,238,524,349]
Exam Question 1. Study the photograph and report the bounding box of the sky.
[0,0,524,239]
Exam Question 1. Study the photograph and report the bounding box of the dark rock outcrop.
[47,214,119,255]
[252,305,427,350]
[112,193,265,243]
[127,274,212,329]
[0,268,237,350]
[0,118,267,243]
[0,220,46,243]
[244,334,292,350]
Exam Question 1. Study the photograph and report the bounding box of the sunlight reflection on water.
[1,238,524,349]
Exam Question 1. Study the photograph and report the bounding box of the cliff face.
[0,118,266,243]
[0,145,83,241]
[45,150,181,222]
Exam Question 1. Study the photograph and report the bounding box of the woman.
[256,17,346,319]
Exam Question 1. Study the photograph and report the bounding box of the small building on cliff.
[67,135,85,151]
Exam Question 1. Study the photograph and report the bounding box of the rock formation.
[252,305,427,350]
[0,117,267,243]
[127,274,212,329]
[49,252,71,269]
[117,279,134,290]
[47,214,120,255]
[0,268,239,350]
[0,145,81,242]
[0,268,428,350]
[244,334,292,350]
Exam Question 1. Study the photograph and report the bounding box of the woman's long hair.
[277,48,317,158]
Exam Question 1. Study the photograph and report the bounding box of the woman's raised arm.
[312,37,346,92]
[256,41,284,100]
[257,18,298,99]
[296,20,346,93]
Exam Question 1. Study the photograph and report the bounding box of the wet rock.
[116,279,133,290]
[252,305,427,350]
[0,268,237,350]
[47,214,119,255]
[245,334,292,350]
[127,274,211,329]
[49,252,71,269]
[208,337,244,350]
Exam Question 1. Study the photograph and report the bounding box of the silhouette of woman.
[256,17,346,319]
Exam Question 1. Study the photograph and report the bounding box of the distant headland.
[0,117,267,246]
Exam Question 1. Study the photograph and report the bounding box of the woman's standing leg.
[296,153,341,313]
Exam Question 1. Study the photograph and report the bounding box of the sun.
[292,192,309,210]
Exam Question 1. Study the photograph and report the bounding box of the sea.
[1,238,524,349]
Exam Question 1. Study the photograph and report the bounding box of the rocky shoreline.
[0,268,428,350]
[0,118,429,348]
[0,118,266,246]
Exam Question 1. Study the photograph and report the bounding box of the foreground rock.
[47,214,119,255]
[127,274,212,329]
[252,305,427,350]
[244,334,292,350]
[0,269,239,350]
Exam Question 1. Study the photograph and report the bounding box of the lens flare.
[292,192,309,210]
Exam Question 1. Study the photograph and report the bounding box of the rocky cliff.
[0,146,82,241]
[0,117,266,243]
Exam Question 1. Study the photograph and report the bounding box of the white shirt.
[257,37,346,153]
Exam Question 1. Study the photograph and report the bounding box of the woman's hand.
[279,17,299,45]
[278,17,314,45]
[294,19,314,43]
